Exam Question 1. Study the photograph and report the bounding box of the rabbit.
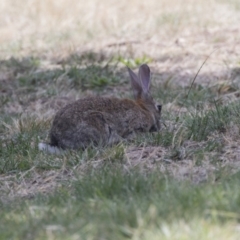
[38,64,162,154]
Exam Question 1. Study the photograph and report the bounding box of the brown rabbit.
[38,64,161,153]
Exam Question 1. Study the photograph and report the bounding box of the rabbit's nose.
[149,125,158,132]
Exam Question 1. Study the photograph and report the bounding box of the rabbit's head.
[128,64,161,132]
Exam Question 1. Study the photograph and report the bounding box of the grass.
[1,57,240,238]
[1,168,240,239]
[1,63,240,238]
[1,0,240,239]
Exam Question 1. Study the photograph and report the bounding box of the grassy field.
[1,0,240,239]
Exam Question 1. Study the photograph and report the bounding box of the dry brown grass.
[1,0,239,85]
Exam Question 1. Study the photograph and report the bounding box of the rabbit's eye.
[155,103,162,112]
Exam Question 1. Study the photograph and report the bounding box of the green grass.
[1,70,240,238]
[1,168,240,239]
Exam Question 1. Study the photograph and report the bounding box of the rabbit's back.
[52,96,147,125]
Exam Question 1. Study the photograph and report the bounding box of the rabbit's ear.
[128,67,142,99]
[138,64,151,93]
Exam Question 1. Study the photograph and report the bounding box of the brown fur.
[49,97,160,149]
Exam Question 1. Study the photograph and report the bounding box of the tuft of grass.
[1,57,40,73]
[186,101,240,141]
[66,65,121,90]
[117,56,153,68]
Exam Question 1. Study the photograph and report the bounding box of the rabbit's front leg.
[107,126,126,145]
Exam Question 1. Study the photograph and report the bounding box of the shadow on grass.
[1,50,239,109]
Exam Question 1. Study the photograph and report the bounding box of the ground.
[1,0,240,239]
